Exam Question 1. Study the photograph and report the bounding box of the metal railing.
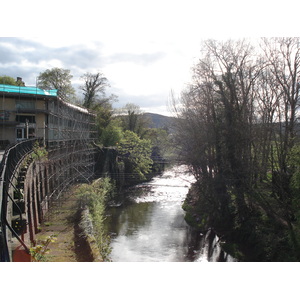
[0,139,39,261]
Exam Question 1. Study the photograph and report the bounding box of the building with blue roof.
[0,79,97,261]
[0,84,58,97]
[0,79,95,147]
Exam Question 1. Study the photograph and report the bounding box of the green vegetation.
[37,67,76,102]
[30,235,57,262]
[19,141,48,171]
[31,141,48,160]
[0,75,24,86]
[14,67,172,182]
[117,130,153,181]
[175,38,300,261]
[117,103,150,137]
[101,118,124,147]
[73,178,115,261]
[96,103,174,182]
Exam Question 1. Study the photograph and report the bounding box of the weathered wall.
[7,156,50,260]
[8,142,97,261]
[77,207,103,262]
[94,146,125,187]
[6,144,122,261]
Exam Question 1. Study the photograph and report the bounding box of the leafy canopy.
[37,67,76,102]
[117,130,153,180]
[0,75,24,86]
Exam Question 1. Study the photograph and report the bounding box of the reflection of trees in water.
[105,166,234,261]
[119,202,154,236]
[185,229,235,262]
[106,201,154,237]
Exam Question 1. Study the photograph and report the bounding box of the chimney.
[16,77,25,86]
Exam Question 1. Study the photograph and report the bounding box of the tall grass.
[74,177,115,261]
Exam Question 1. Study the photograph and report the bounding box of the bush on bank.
[74,177,115,261]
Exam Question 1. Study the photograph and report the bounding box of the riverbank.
[34,188,101,262]
[34,175,153,262]
[104,164,234,261]
[182,183,240,261]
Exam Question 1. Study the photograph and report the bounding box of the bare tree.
[80,72,111,109]
[177,39,260,221]
[260,38,300,255]
[173,38,300,260]
[261,38,300,159]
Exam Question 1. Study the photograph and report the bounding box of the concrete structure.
[0,82,96,146]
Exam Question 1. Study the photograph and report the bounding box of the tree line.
[2,68,172,183]
[173,38,300,261]
[37,70,172,181]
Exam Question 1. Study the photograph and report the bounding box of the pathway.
[34,189,92,262]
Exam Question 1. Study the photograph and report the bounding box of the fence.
[0,139,39,261]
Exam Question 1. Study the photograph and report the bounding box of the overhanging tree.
[117,130,153,181]
[173,38,300,261]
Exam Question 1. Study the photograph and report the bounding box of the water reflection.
[105,165,234,262]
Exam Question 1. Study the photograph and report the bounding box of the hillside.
[143,113,176,129]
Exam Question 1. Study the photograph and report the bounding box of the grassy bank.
[33,178,114,262]
[73,177,115,261]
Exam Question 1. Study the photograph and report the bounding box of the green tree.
[0,75,22,86]
[118,103,150,137]
[117,130,153,180]
[79,72,117,141]
[144,128,171,158]
[93,103,113,139]
[37,67,76,102]
[101,118,124,147]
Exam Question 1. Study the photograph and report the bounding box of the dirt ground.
[35,190,93,262]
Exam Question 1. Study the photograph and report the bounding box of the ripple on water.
[106,165,234,262]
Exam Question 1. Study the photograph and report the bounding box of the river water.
[105,165,235,262]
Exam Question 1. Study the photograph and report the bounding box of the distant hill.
[143,113,176,130]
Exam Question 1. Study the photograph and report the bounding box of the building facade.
[0,83,96,147]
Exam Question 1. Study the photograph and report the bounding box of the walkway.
[34,188,93,262]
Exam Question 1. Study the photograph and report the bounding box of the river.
[105,165,235,262]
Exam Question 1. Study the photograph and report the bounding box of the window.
[16,115,36,123]
[0,110,10,120]
[29,128,35,138]
[16,100,35,110]
[16,128,23,139]
[16,127,35,140]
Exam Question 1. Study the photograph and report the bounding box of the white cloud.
[1,0,299,115]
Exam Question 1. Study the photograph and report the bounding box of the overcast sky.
[1,0,298,116]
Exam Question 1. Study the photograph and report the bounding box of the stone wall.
[94,146,125,187]
[77,207,103,262]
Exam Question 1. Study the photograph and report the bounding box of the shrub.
[74,178,115,261]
